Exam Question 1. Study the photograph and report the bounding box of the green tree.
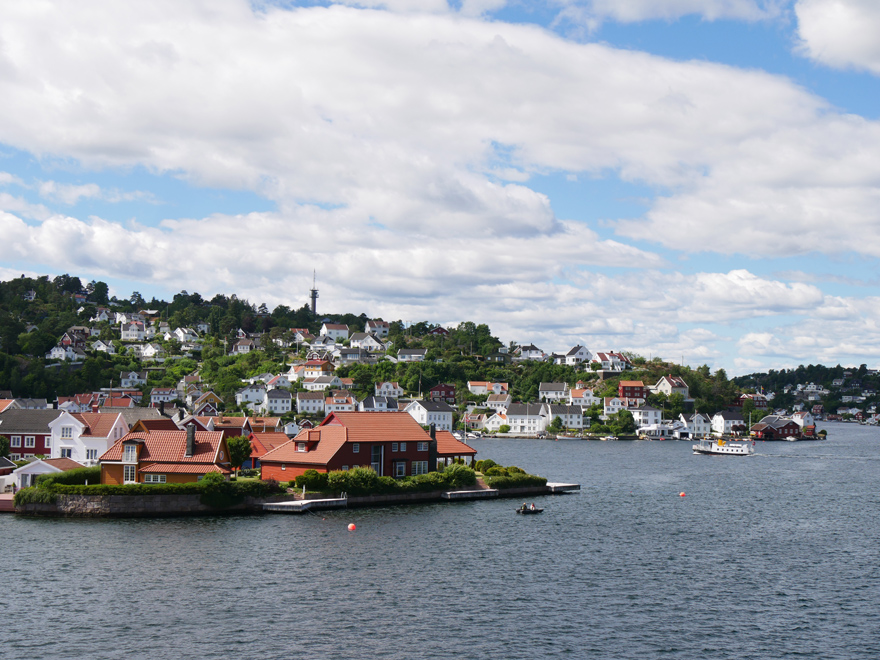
[226,435,253,474]
[0,435,9,458]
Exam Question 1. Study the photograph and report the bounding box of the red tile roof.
[100,430,225,464]
[139,463,230,475]
[134,418,181,432]
[0,400,14,413]
[435,431,477,457]
[250,432,293,458]
[321,411,430,444]
[73,412,121,438]
[260,427,349,465]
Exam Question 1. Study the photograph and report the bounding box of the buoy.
[679,492,686,497]
[348,523,356,531]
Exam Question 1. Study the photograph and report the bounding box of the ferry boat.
[692,437,755,456]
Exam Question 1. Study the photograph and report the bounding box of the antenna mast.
[309,270,319,318]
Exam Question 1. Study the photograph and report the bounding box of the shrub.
[507,466,526,475]
[14,487,57,507]
[484,466,508,477]
[327,467,384,496]
[498,425,511,433]
[477,459,497,472]
[36,466,101,487]
[295,469,329,492]
[484,473,547,489]
[443,463,477,487]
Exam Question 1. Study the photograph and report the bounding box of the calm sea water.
[3,422,879,660]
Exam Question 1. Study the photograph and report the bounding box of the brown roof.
[322,411,430,444]
[250,432,294,459]
[72,412,122,438]
[0,399,16,412]
[139,463,230,475]
[260,427,348,465]
[435,431,477,457]
[132,418,181,432]
[43,457,85,471]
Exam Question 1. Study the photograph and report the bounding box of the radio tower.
[309,271,319,318]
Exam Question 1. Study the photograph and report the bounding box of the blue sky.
[1,0,880,374]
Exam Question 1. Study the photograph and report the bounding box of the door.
[371,445,382,475]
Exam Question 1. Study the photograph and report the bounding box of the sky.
[1,0,880,375]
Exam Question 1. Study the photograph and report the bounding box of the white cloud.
[795,0,880,74]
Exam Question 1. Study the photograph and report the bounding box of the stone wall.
[17,493,296,517]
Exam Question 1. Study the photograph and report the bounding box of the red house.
[0,409,61,461]
[750,415,800,440]
[429,383,456,404]
[259,412,476,482]
[618,381,647,401]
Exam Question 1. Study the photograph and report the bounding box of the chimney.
[185,424,195,457]
[159,400,165,416]
[428,423,438,474]
[91,403,99,413]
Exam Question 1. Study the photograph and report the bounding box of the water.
[3,422,879,659]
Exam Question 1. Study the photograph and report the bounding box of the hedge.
[484,473,548,489]
[36,466,102,487]
[303,464,479,497]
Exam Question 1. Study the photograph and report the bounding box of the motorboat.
[516,506,544,514]
[692,437,755,456]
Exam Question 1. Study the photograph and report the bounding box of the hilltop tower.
[310,271,319,318]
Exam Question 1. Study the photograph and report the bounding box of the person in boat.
[529,503,536,511]
[521,503,528,511]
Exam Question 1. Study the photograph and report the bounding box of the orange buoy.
[679,492,686,497]
[348,523,356,531]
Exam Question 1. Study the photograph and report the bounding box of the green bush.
[507,466,526,475]
[36,466,101,487]
[294,469,329,491]
[498,425,511,433]
[484,473,547,489]
[443,463,477,487]
[484,466,508,477]
[13,487,57,507]
[477,459,497,473]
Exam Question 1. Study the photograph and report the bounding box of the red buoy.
[679,492,686,497]
[348,523,356,531]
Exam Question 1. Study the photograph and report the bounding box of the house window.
[297,442,306,452]
[44,436,51,448]
[341,465,349,471]
[86,449,98,461]
[391,442,398,452]
[411,461,428,476]
[123,445,137,462]
[144,474,166,483]
[10,436,20,447]
[352,443,359,453]
[61,427,73,439]
[417,442,428,452]
[395,461,406,477]
[10,453,20,461]
[24,436,35,448]
[400,442,406,451]
[61,448,73,458]
[123,465,136,483]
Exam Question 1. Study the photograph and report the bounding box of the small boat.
[601,435,618,442]
[692,437,755,456]
[515,507,544,514]
[556,434,579,440]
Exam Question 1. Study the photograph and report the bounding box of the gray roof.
[546,404,582,415]
[538,382,566,391]
[266,389,292,400]
[507,403,544,416]
[297,392,324,400]
[104,407,185,427]
[398,348,427,355]
[0,408,63,432]
[412,399,455,412]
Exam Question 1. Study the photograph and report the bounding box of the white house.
[91,340,116,355]
[514,344,544,361]
[12,457,85,489]
[711,411,746,436]
[365,320,390,338]
[569,388,600,408]
[150,387,177,406]
[302,375,343,391]
[541,404,584,430]
[631,406,663,428]
[603,397,626,418]
[680,413,712,437]
[398,348,427,363]
[120,321,145,342]
[564,345,592,366]
[592,352,632,371]
[486,393,512,412]
[467,381,509,395]
[266,374,291,390]
[505,403,546,435]
[404,400,455,431]
[48,411,128,466]
[483,412,508,432]
[376,382,405,398]
[538,382,568,401]
[236,383,267,407]
[296,392,326,414]
[325,392,356,413]
[260,389,293,415]
[349,333,386,351]
[320,323,350,341]
[120,370,148,388]
[359,396,399,412]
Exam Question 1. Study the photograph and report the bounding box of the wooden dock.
[546,482,580,493]
[441,489,499,500]
[262,497,348,514]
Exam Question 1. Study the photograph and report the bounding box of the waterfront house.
[12,457,84,489]
[750,415,801,440]
[405,400,455,431]
[791,411,816,437]
[506,403,546,435]
[258,412,475,481]
[245,431,293,469]
[711,411,746,436]
[680,412,712,437]
[631,406,662,429]
[540,404,584,430]
[569,388,599,408]
[483,412,507,432]
[100,426,231,484]
[603,397,626,418]
[48,411,128,466]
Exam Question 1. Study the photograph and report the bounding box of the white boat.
[692,437,755,456]
[601,435,618,442]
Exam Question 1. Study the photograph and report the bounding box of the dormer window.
[123,445,137,462]
[296,442,306,452]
